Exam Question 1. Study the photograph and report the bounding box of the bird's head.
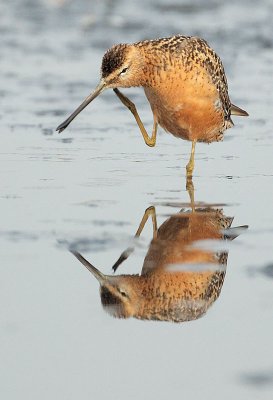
[56,44,143,133]
[99,278,139,319]
[71,251,140,319]
[100,44,144,88]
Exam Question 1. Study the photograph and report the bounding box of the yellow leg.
[186,140,196,179]
[186,177,195,212]
[114,88,158,147]
[112,206,157,272]
[135,206,157,240]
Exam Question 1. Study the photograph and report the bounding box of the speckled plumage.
[99,35,247,143]
[56,35,248,176]
[101,44,128,78]
[72,207,248,323]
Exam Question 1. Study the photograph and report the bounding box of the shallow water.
[1,0,273,399]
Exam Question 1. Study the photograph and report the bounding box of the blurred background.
[1,1,273,399]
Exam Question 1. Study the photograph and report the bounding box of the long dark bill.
[70,250,106,284]
[56,80,106,133]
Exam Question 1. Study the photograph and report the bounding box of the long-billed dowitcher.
[71,206,248,322]
[56,35,248,177]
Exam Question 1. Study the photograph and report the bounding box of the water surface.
[1,1,273,399]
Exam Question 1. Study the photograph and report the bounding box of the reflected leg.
[186,140,196,179]
[135,206,157,240]
[112,206,157,272]
[113,88,158,147]
[186,176,195,212]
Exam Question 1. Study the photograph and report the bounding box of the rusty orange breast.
[143,61,225,143]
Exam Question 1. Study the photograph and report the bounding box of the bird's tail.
[230,103,249,116]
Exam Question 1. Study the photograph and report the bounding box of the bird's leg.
[112,206,157,272]
[186,176,195,212]
[135,206,157,240]
[113,88,158,147]
[186,140,196,179]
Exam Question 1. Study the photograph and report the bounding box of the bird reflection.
[71,203,247,323]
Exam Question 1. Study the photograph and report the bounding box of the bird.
[56,35,248,177]
[71,205,248,322]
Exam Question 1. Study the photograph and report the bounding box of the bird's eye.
[118,288,128,297]
[119,67,129,76]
